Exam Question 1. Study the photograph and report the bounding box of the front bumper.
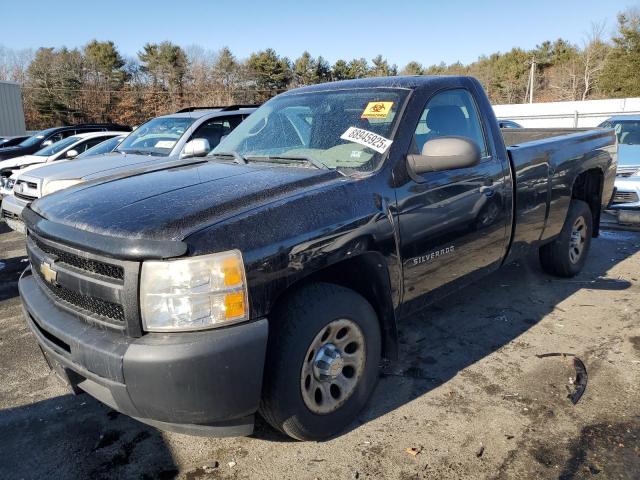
[1,194,28,232]
[19,268,269,437]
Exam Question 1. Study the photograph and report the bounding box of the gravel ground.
[0,222,638,479]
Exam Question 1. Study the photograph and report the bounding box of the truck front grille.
[33,264,125,322]
[612,191,639,204]
[32,236,124,280]
[25,232,141,335]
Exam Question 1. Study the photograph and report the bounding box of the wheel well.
[572,169,603,237]
[271,253,398,360]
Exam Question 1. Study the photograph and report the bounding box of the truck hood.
[19,152,173,182]
[32,161,343,242]
[618,144,640,166]
[0,154,48,171]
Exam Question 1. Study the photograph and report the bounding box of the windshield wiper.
[118,149,163,157]
[209,151,248,164]
[244,155,329,170]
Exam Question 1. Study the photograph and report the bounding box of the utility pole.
[528,58,536,104]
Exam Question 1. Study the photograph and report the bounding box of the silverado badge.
[40,262,58,285]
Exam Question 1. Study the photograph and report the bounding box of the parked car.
[0,131,127,196]
[497,119,522,128]
[0,123,131,161]
[0,135,29,149]
[76,134,126,159]
[599,116,640,177]
[18,76,615,441]
[0,107,254,232]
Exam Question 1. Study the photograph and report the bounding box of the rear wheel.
[539,199,593,277]
[259,283,381,441]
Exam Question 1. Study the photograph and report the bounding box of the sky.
[1,0,637,67]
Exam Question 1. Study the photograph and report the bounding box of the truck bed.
[500,127,596,147]
[501,127,617,260]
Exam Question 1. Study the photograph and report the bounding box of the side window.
[414,89,488,158]
[191,116,243,151]
[47,132,65,144]
[77,137,107,153]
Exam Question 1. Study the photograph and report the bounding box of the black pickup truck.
[18,76,616,441]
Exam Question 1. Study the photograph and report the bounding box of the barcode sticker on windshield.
[340,127,393,154]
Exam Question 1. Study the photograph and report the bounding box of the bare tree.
[580,22,610,100]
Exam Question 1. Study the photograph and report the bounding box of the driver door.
[396,88,510,313]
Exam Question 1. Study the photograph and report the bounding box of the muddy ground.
[0,222,638,479]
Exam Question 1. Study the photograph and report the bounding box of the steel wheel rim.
[569,216,587,264]
[300,318,366,415]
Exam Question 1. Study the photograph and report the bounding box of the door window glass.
[190,116,243,151]
[414,89,488,157]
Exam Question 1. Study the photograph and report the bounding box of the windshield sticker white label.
[361,101,394,119]
[155,140,176,149]
[340,127,393,154]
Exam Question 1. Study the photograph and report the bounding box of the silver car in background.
[0,106,255,233]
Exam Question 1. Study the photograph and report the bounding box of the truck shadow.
[346,230,639,436]
[0,256,29,301]
[0,394,180,479]
[0,223,28,302]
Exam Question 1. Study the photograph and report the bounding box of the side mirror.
[407,136,481,175]
[41,140,53,147]
[182,138,210,159]
[66,149,79,159]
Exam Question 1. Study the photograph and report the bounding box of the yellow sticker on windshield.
[361,102,394,119]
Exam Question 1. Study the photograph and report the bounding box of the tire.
[259,282,381,441]
[539,199,593,277]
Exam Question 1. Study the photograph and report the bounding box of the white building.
[0,81,26,136]
[493,97,640,128]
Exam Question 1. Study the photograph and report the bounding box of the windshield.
[18,130,50,147]
[116,117,195,156]
[601,120,640,145]
[77,135,124,158]
[211,87,410,173]
[34,136,80,157]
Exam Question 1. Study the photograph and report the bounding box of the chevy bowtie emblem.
[40,262,58,285]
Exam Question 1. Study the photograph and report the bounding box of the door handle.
[480,186,495,197]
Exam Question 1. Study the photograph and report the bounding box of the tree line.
[0,8,638,129]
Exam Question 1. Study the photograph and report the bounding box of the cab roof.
[281,75,471,95]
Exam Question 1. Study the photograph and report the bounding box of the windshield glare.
[116,117,195,156]
[35,136,80,157]
[212,88,410,173]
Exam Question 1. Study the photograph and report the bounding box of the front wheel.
[259,283,381,441]
[539,199,593,277]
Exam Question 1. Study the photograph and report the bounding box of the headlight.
[140,250,249,332]
[6,178,15,190]
[41,179,83,196]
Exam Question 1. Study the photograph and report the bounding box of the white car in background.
[0,131,128,197]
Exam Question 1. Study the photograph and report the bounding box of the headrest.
[426,106,467,136]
